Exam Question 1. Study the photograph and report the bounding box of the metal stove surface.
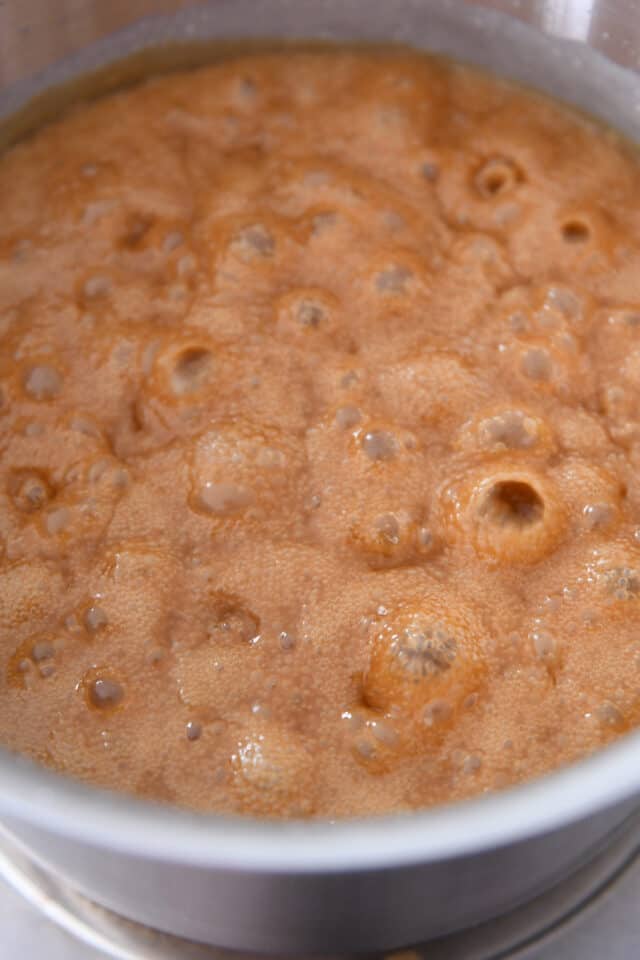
[1,824,639,960]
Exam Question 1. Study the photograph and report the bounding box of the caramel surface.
[2,49,640,818]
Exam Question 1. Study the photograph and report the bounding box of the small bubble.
[199,482,254,515]
[86,459,110,483]
[561,219,590,244]
[296,300,326,328]
[362,430,397,462]
[545,286,581,318]
[163,231,184,253]
[494,203,521,227]
[421,160,439,181]
[376,265,412,293]
[474,156,523,198]
[521,348,551,381]
[355,738,375,759]
[112,468,129,489]
[510,312,527,333]
[251,702,271,718]
[124,211,156,250]
[597,701,624,727]
[85,606,108,633]
[177,254,196,277]
[237,76,257,101]
[208,597,260,645]
[531,629,556,661]
[279,631,296,650]
[31,641,54,662]
[303,170,329,187]
[46,507,71,535]
[10,471,51,512]
[311,211,337,235]
[23,365,61,400]
[234,224,274,260]
[65,614,82,633]
[171,347,213,396]
[186,720,202,741]
[70,417,101,438]
[88,677,124,710]
[370,719,399,746]
[418,527,433,549]
[81,163,98,178]
[341,709,360,729]
[462,754,482,775]
[382,210,404,231]
[375,514,400,545]
[583,503,614,530]
[335,405,361,430]
[83,275,111,299]
[340,370,360,389]
[423,699,452,727]
[39,663,56,679]
[12,239,31,263]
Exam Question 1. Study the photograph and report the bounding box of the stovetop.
[2,833,639,960]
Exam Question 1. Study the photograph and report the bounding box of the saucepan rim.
[0,730,639,872]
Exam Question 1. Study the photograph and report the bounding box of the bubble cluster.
[362,594,486,737]
[352,506,438,568]
[7,634,61,687]
[1,45,640,819]
[230,726,316,816]
[458,407,556,461]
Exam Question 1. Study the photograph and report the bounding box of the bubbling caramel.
[1,47,640,818]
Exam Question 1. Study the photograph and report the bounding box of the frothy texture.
[1,48,640,818]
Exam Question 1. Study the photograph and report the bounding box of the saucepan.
[1,0,640,952]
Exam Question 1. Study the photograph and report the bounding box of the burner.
[1,815,639,960]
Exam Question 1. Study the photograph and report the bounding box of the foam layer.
[1,48,640,817]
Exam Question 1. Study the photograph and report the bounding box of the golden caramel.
[2,49,640,818]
